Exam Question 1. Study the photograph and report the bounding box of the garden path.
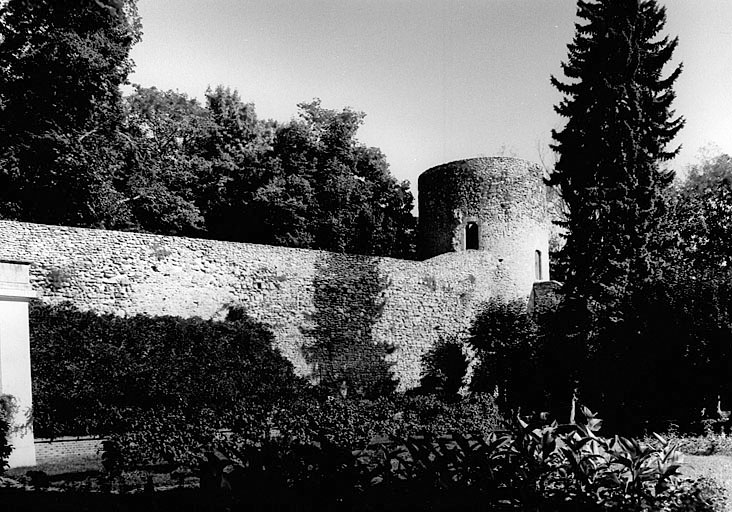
[683,455,732,511]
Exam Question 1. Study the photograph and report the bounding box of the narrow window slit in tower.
[535,250,542,280]
[466,222,479,250]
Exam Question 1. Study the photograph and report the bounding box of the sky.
[127,0,732,197]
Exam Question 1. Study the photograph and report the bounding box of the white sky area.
[128,0,732,196]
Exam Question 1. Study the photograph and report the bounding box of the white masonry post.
[0,260,37,468]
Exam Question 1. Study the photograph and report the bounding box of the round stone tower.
[417,156,550,295]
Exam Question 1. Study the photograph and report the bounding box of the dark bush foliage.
[106,407,228,469]
[264,393,506,450]
[524,275,732,433]
[468,298,546,413]
[0,394,16,474]
[107,392,506,469]
[29,301,303,438]
[199,405,721,512]
[467,277,732,434]
[419,336,469,397]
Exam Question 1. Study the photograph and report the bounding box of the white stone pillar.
[0,260,36,468]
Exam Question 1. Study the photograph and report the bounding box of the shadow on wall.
[302,252,396,397]
[419,336,469,397]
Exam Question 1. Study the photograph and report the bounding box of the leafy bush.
[106,407,227,470]
[265,393,506,450]
[530,275,732,433]
[0,394,17,474]
[468,298,545,412]
[200,404,723,512]
[468,282,732,434]
[30,301,303,437]
[107,392,505,470]
[419,336,469,396]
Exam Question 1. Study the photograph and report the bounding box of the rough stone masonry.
[0,156,553,390]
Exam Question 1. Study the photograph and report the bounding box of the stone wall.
[528,280,563,319]
[0,220,536,391]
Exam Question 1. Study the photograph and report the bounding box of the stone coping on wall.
[0,288,37,301]
[0,219,413,264]
[0,259,35,297]
[35,435,105,444]
[0,259,33,266]
[34,430,236,444]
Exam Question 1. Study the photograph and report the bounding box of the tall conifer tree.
[546,0,684,425]
[548,0,684,312]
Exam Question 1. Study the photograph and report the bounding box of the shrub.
[106,407,227,470]
[262,393,506,451]
[467,284,732,434]
[29,301,303,437]
[468,298,544,412]
[0,394,17,474]
[108,392,505,470]
[201,404,723,512]
[419,336,469,396]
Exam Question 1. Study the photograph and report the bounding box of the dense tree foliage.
[197,94,416,257]
[196,86,274,242]
[661,154,732,273]
[543,0,684,423]
[266,100,415,257]
[116,85,211,235]
[0,3,416,258]
[0,0,141,225]
[180,91,416,255]
[548,0,684,306]
[653,153,732,413]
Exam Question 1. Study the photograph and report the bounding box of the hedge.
[107,392,507,469]
[29,301,303,438]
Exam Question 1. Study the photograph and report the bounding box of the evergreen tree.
[548,0,684,312]
[546,0,684,427]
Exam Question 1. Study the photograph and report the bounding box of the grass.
[5,453,198,493]
[674,434,732,456]
[645,429,732,511]
[8,453,102,477]
[647,424,732,457]
[682,457,732,512]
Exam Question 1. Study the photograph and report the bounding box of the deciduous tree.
[197,85,275,242]
[272,100,416,257]
[200,95,416,258]
[117,85,210,235]
[0,0,141,225]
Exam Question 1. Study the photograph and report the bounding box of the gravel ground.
[683,455,732,511]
